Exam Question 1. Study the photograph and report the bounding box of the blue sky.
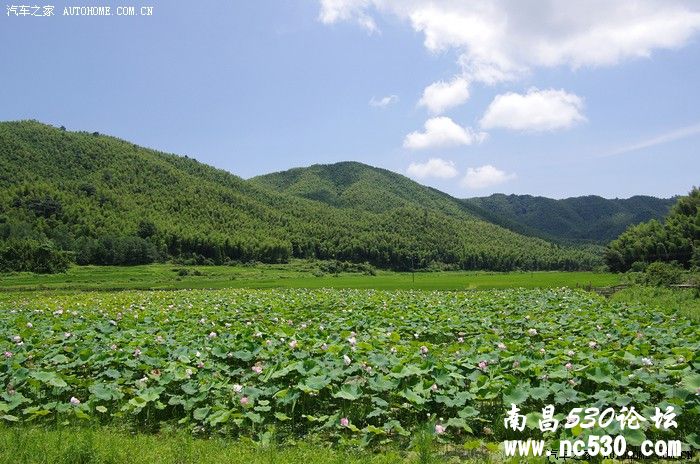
[1,0,699,199]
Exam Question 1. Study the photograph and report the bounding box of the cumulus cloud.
[318,1,700,83]
[461,165,516,189]
[418,77,470,114]
[406,158,459,179]
[480,88,586,132]
[404,117,487,150]
[369,95,399,108]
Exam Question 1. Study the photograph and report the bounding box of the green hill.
[463,194,675,244]
[0,120,603,272]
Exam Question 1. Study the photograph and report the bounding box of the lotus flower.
[3,351,12,358]
[233,384,243,393]
[420,346,429,355]
[435,424,445,434]
[70,397,80,405]
[252,364,263,374]
[527,329,538,336]
[208,332,217,338]
[565,362,573,370]
[133,349,142,357]
[340,417,349,427]
[343,354,352,365]
[240,396,249,405]
[289,340,297,349]
[478,360,488,370]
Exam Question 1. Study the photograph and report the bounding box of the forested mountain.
[0,121,602,272]
[463,194,675,244]
[605,188,699,272]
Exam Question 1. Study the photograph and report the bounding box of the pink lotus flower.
[133,349,142,357]
[340,417,349,427]
[497,342,506,350]
[70,397,80,405]
[240,396,249,405]
[589,341,598,349]
[12,335,21,343]
[321,343,328,351]
[252,364,263,374]
[567,350,575,357]
[478,360,488,370]
[289,340,297,349]
[3,351,12,358]
[233,384,243,393]
[435,424,445,434]
[565,362,573,370]
[197,361,205,369]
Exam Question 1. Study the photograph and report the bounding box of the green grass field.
[0,262,620,292]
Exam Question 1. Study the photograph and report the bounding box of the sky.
[1,0,699,199]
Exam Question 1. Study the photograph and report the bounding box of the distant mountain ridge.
[462,194,675,244]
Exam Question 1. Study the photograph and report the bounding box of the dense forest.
[605,187,699,272]
[463,193,675,244]
[0,121,607,273]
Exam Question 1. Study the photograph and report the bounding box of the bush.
[634,261,684,287]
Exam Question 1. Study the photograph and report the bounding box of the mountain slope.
[251,161,474,217]
[463,194,675,244]
[0,121,602,271]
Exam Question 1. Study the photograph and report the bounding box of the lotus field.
[1,288,699,448]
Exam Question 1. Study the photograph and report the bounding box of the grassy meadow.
[0,262,620,292]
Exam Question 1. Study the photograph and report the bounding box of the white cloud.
[318,0,377,33]
[418,77,470,114]
[480,88,586,132]
[404,117,487,150]
[406,158,459,179]
[369,94,399,108]
[461,165,516,189]
[318,1,700,83]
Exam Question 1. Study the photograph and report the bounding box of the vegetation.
[611,286,700,322]
[605,188,699,272]
[0,263,620,292]
[0,426,412,464]
[0,121,605,273]
[4,120,610,274]
[463,193,675,245]
[0,239,71,273]
[1,288,697,452]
